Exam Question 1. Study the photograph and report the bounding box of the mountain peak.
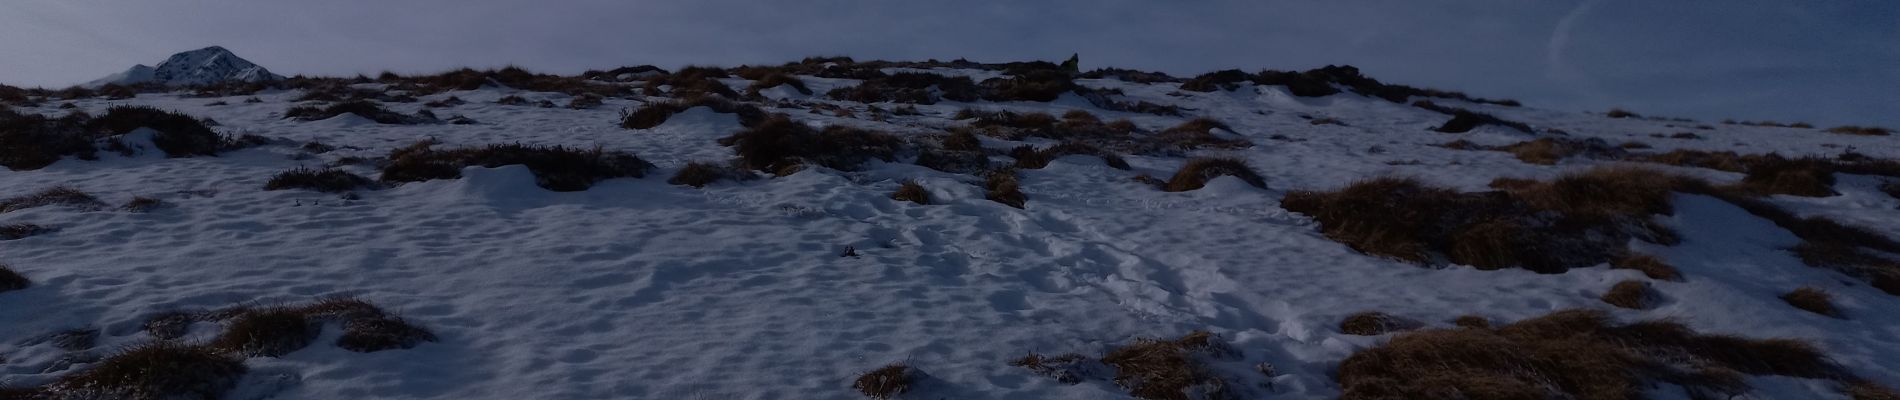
[88,46,283,88]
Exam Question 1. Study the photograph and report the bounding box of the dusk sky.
[4,0,1895,126]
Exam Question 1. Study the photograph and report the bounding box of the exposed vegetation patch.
[1488,138,1626,165]
[380,140,653,191]
[1599,280,1658,309]
[372,66,628,97]
[0,263,28,293]
[642,66,739,98]
[2,105,234,170]
[1823,126,1892,136]
[852,363,915,399]
[1413,100,1533,133]
[1163,158,1266,192]
[1,186,105,213]
[667,160,757,188]
[1282,167,1684,273]
[1781,287,1841,318]
[0,223,53,240]
[265,167,377,193]
[620,95,768,129]
[1340,312,1417,336]
[1610,253,1683,281]
[984,169,1027,209]
[828,72,979,104]
[1099,331,1236,400]
[890,180,930,205]
[1337,309,1881,400]
[90,106,229,156]
[717,116,902,173]
[1180,65,1519,106]
[30,342,247,400]
[209,307,319,357]
[1154,118,1251,152]
[1009,353,1099,384]
[1010,142,1129,170]
[285,100,430,124]
[743,72,814,97]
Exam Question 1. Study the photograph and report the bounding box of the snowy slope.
[4,65,1899,399]
[87,46,283,87]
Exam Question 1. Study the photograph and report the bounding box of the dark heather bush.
[1782,287,1841,318]
[984,169,1028,209]
[1098,330,1234,400]
[265,167,376,193]
[621,95,768,129]
[37,342,246,400]
[1824,126,1893,136]
[1281,167,1683,273]
[853,364,914,400]
[1,263,28,292]
[90,106,227,157]
[495,95,531,105]
[1008,352,1096,384]
[284,100,421,124]
[1340,312,1414,336]
[1179,69,1253,92]
[1,223,53,240]
[380,141,654,191]
[1414,100,1533,133]
[209,308,319,357]
[1737,157,1838,197]
[981,68,1078,102]
[1,107,104,169]
[1606,108,1642,118]
[1,186,105,213]
[1492,138,1626,165]
[336,316,438,352]
[717,116,902,173]
[828,72,980,104]
[667,161,756,188]
[1337,309,1864,400]
[890,180,930,205]
[1164,158,1266,192]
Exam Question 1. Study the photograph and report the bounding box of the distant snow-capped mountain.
[88,46,283,87]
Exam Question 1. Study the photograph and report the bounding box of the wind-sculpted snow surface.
[3,60,1898,399]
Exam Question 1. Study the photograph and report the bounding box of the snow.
[87,46,283,88]
[3,69,1899,399]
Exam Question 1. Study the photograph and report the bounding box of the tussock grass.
[1100,330,1234,400]
[1599,280,1657,309]
[1164,158,1265,192]
[642,66,738,98]
[1340,312,1414,336]
[91,106,228,156]
[285,100,424,124]
[0,263,28,293]
[717,116,902,173]
[1154,118,1249,151]
[853,363,914,399]
[1492,138,1625,165]
[1338,309,1864,400]
[35,342,246,400]
[1824,126,1893,136]
[1781,287,1841,318]
[667,160,757,188]
[984,169,1027,209]
[620,95,767,129]
[209,307,318,357]
[1010,142,1130,170]
[744,72,813,97]
[1610,253,1683,281]
[827,72,979,104]
[0,223,53,240]
[265,167,375,193]
[380,140,653,191]
[1,186,105,213]
[890,180,930,205]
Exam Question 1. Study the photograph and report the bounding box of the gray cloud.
[2,0,1893,126]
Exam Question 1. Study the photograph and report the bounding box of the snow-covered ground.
[3,67,1898,399]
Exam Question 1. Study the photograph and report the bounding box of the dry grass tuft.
[667,160,757,188]
[37,341,246,400]
[853,363,915,399]
[121,196,163,213]
[1451,315,1490,329]
[1781,287,1842,318]
[1,186,105,213]
[1609,253,1683,281]
[891,180,930,205]
[265,167,376,193]
[1099,330,1234,400]
[1164,158,1266,192]
[1,263,28,293]
[208,307,319,357]
[1338,309,1861,400]
[285,100,424,124]
[1492,138,1624,165]
[1340,312,1414,336]
[984,169,1028,209]
[380,140,653,191]
[1599,280,1657,309]
[1,223,53,240]
[1010,142,1130,170]
[335,315,439,352]
[718,116,902,173]
[620,95,768,129]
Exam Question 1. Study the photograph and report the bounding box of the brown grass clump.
[1600,280,1657,309]
[1282,167,1683,273]
[1010,142,1130,170]
[265,167,376,193]
[1451,316,1490,329]
[891,180,930,205]
[1340,312,1414,336]
[641,66,739,98]
[852,363,914,399]
[1492,138,1625,165]
[284,100,424,124]
[1735,157,1837,197]
[620,95,768,129]
[744,72,813,96]
[1609,253,1683,281]
[1,263,28,293]
[827,72,979,104]
[566,93,604,110]
[1099,330,1234,400]
[89,106,230,156]
[1781,287,1842,318]
[667,160,756,188]
[1337,309,1859,400]
[1844,381,1900,400]
[1825,126,1894,136]
[984,169,1028,209]
[380,140,653,191]
[1606,108,1641,118]
[718,116,902,173]
[1,223,53,240]
[1,186,105,213]
[1164,158,1266,192]
[1414,100,1534,133]
[335,315,438,352]
[208,307,319,357]
[36,342,246,400]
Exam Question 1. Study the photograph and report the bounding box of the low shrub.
[496,95,531,105]
[1164,158,1265,192]
[667,160,756,188]
[745,72,813,97]
[422,96,466,108]
[264,167,376,193]
[1,263,27,292]
[0,223,53,240]
[1010,142,1129,170]
[890,180,930,205]
[90,106,228,157]
[853,364,914,399]
[0,107,99,169]
[335,316,438,352]
[1781,287,1841,318]
[285,100,424,124]
[981,68,1078,102]
[209,307,319,357]
[36,342,247,400]
[620,95,768,129]
[1414,100,1532,133]
[984,169,1027,209]
[717,116,901,173]
[380,141,653,191]
[1099,330,1234,400]
[1,186,105,213]
[642,66,738,98]
[1606,108,1641,118]
[566,93,604,110]
[828,72,980,104]
[1338,309,1861,399]
[1599,280,1656,309]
